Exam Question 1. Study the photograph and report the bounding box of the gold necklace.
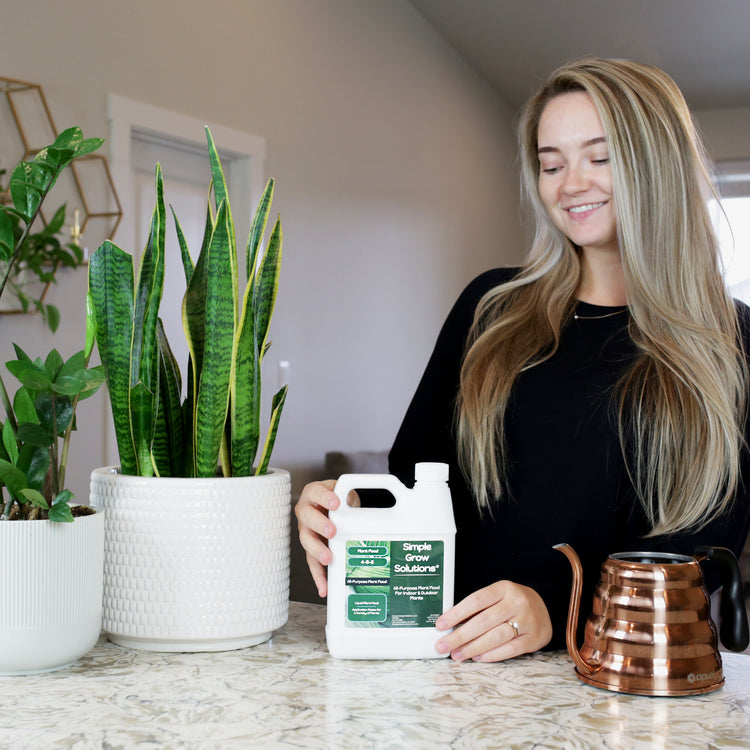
[573,307,628,321]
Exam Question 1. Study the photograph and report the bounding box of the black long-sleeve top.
[388,267,750,650]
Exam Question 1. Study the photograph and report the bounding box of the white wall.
[0,0,523,502]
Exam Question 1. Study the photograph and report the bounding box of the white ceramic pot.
[90,467,291,652]
[0,510,104,675]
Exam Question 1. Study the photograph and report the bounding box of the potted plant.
[0,195,86,331]
[88,127,290,652]
[0,128,106,674]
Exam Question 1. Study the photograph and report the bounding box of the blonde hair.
[457,58,747,535]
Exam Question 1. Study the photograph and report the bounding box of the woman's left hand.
[435,581,553,662]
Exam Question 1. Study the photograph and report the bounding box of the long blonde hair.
[457,58,747,535]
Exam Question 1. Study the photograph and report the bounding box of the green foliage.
[89,128,287,479]
[0,344,104,521]
[0,128,103,314]
[0,127,106,522]
[0,203,86,331]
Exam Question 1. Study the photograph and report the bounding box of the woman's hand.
[435,581,553,662]
[294,480,360,598]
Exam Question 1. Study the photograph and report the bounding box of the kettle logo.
[687,670,721,684]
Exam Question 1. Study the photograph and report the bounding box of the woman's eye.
[592,157,610,165]
[541,166,562,175]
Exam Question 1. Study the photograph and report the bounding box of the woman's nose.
[561,165,589,194]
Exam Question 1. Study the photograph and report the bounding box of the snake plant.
[88,128,286,478]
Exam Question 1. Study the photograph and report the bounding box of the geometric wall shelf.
[0,75,122,255]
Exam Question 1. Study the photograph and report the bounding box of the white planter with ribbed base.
[0,510,104,675]
[89,466,291,652]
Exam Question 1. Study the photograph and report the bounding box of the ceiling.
[409,0,750,111]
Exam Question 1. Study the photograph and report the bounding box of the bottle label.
[343,539,444,628]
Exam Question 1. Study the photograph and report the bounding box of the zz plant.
[0,128,106,521]
[89,128,286,479]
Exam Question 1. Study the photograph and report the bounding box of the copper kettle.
[555,543,749,696]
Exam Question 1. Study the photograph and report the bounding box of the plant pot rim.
[0,507,103,525]
[91,466,289,484]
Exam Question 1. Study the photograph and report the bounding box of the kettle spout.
[554,543,598,676]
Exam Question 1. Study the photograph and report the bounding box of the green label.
[343,540,444,628]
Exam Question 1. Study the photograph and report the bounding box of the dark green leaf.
[46,204,66,235]
[45,349,64,379]
[88,241,137,474]
[253,218,282,356]
[194,200,235,477]
[48,497,74,522]
[245,178,274,281]
[12,387,38,425]
[1,421,18,464]
[170,205,195,285]
[0,458,28,497]
[17,444,50,491]
[0,209,14,261]
[16,422,54,447]
[35,392,73,435]
[129,381,156,476]
[45,304,60,333]
[152,319,184,477]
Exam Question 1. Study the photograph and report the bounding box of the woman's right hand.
[294,480,360,598]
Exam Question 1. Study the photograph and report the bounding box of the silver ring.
[507,620,519,639]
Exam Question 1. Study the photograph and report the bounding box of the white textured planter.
[0,510,104,675]
[90,466,291,652]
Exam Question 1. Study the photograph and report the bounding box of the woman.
[295,58,750,662]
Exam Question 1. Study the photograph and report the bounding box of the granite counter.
[2,602,749,749]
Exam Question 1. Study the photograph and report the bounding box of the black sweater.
[388,267,750,650]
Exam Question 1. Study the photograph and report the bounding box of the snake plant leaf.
[194,200,235,477]
[255,385,288,476]
[246,178,275,281]
[170,205,195,286]
[152,319,184,477]
[230,280,261,476]
[253,218,282,356]
[85,292,97,359]
[88,241,137,475]
[132,164,166,396]
[129,381,156,477]
[205,129,238,324]
[182,201,214,413]
[205,129,231,229]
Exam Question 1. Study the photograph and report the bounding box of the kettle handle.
[695,545,749,652]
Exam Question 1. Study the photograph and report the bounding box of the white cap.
[415,462,449,482]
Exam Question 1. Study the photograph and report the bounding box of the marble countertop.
[2,601,749,749]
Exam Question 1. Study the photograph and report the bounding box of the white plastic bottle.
[325,462,456,659]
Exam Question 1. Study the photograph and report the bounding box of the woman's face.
[536,91,619,258]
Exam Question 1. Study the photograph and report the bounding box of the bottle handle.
[695,545,750,652]
[331,473,406,515]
